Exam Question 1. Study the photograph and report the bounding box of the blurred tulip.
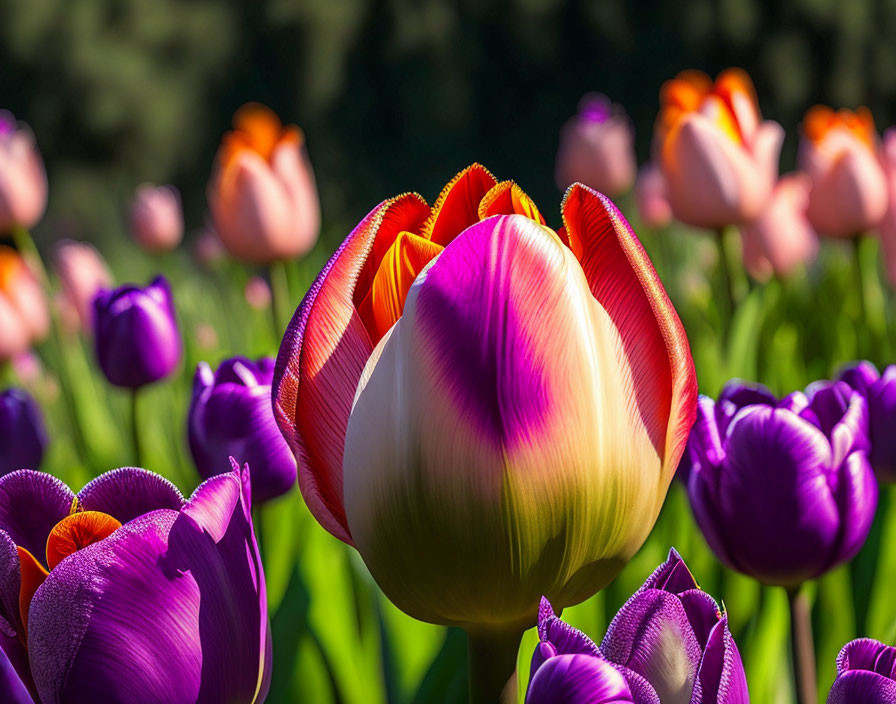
[189,357,296,504]
[634,162,672,229]
[800,106,887,237]
[528,550,748,704]
[93,276,181,388]
[877,128,896,285]
[208,103,320,264]
[740,173,819,280]
[0,388,47,476]
[0,246,49,362]
[655,69,783,228]
[244,276,271,310]
[193,224,227,268]
[555,94,636,196]
[129,184,184,253]
[195,322,218,350]
[686,379,877,586]
[835,362,896,482]
[274,164,697,633]
[52,240,112,333]
[0,464,271,703]
[0,111,47,233]
[828,639,896,704]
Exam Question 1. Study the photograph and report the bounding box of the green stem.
[268,260,291,341]
[786,584,817,704]
[466,628,522,704]
[715,227,736,339]
[852,237,869,351]
[130,388,143,467]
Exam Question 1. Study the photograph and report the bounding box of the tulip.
[208,103,320,264]
[740,173,819,280]
[555,94,636,197]
[93,275,181,388]
[0,389,47,476]
[194,225,227,268]
[189,357,296,504]
[687,379,877,587]
[655,69,783,229]
[527,549,748,704]
[0,464,271,703]
[0,246,49,363]
[0,111,47,233]
[878,128,896,286]
[273,161,697,690]
[129,184,184,253]
[828,639,896,704]
[52,240,112,333]
[634,162,672,229]
[799,106,887,237]
[244,276,272,310]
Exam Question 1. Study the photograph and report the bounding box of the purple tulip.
[835,362,896,482]
[527,549,748,703]
[93,276,181,388]
[687,379,878,586]
[189,357,297,504]
[0,389,47,476]
[0,463,271,703]
[828,639,896,703]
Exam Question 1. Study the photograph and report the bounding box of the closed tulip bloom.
[740,173,819,280]
[634,162,672,229]
[93,276,181,388]
[800,106,887,237]
[828,639,896,704]
[527,550,748,704]
[189,357,296,504]
[274,164,697,630]
[0,389,47,476]
[208,103,320,264]
[0,112,47,233]
[656,69,783,229]
[687,379,877,586]
[835,362,896,482]
[52,240,112,333]
[129,184,184,253]
[0,247,49,362]
[0,464,270,703]
[555,94,636,196]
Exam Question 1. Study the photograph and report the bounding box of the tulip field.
[5,31,896,704]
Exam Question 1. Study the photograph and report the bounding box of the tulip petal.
[837,638,896,678]
[77,467,184,525]
[561,184,697,480]
[642,548,697,594]
[0,531,20,637]
[831,452,878,569]
[526,654,636,704]
[828,671,896,704]
[273,194,429,544]
[0,471,73,565]
[0,643,32,704]
[478,181,546,224]
[697,616,749,704]
[421,163,497,246]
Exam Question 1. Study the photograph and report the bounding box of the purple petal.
[697,616,749,704]
[867,367,896,482]
[686,464,737,571]
[828,671,896,704]
[77,467,184,524]
[837,638,896,678]
[688,397,725,474]
[642,548,697,594]
[676,589,722,649]
[802,384,869,465]
[836,361,880,396]
[0,471,74,566]
[716,380,777,436]
[0,389,47,477]
[526,654,636,704]
[830,453,878,569]
[0,643,33,704]
[0,531,20,638]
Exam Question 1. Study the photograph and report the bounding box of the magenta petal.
[838,638,896,678]
[77,467,184,524]
[0,643,32,704]
[0,470,74,564]
[526,654,636,704]
[828,671,896,704]
[642,548,698,594]
[698,616,749,704]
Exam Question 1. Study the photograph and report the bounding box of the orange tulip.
[0,247,48,362]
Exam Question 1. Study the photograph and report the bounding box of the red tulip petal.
[421,164,497,246]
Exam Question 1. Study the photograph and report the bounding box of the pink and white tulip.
[0,111,47,233]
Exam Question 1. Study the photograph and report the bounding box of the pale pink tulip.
[800,106,887,237]
[129,184,183,252]
[555,94,636,196]
[208,104,320,264]
[740,173,819,280]
[0,111,47,233]
[193,224,227,268]
[634,162,672,229]
[656,69,783,229]
[876,129,896,286]
[0,246,48,361]
[244,275,271,310]
[53,240,113,332]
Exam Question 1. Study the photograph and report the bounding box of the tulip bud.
[0,246,49,362]
[828,639,896,704]
[687,379,877,586]
[0,388,47,476]
[555,93,636,197]
[634,162,672,229]
[52,240,112,333]
[129,184,184,253]
[189,357,296,504]
[0,111,47,232]
[244,276,271,310]
[93,276,181,388]
[835,362,896,483]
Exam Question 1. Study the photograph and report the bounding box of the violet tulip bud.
[0,388,47,476]
[686,379,878,586]
[52,240,112,333]
[129,184,184,253]
[189,357,296,504]
[93,276,181,388]
[835,362,896,482]
[527,549,749,704]
[828,639,896,704]
[0,463,271,703]
[0,111,47,233]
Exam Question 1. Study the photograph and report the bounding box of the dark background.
[4,0,896,247]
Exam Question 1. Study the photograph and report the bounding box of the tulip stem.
[130,388,143,467]
[268,260,290,341]
[786,584,817,704]
[852,236,870,354]
[466,628,522,704]
[714,227,737,338]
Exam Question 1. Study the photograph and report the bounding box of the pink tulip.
[634,162,672,229]
[53,240,113,332]
[0,247,49,362]
[193,224,227,268]
[0,111,47,233]
[244,275,271,310]
[208,104,320,264]
[555,94,636,196]
[740,173,819,280]
[656,69,783,229]
[129,184,183,252]
[800,106,887,237]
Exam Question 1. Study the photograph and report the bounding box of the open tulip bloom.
[0,463,270,704]
[828,639,896,704]
[527,549,748,704]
